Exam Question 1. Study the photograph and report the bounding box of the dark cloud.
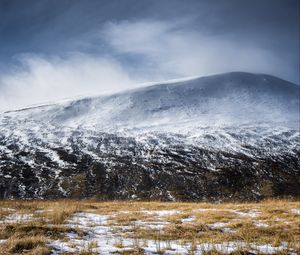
[0,0,298,110]
[0,0,298,58]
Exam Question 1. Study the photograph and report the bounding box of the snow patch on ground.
[232,210,260,218]
[181,215,196,223]
[68,212,108,227]
[253,221,269,228]
[0,239,6,244]
[208,222,235,233]
[141,209,180,216]
[0,213,34,224]
[291,209,300,215]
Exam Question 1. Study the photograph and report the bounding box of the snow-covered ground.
[1,205,299,254]
[48,210,299,254]
[0,210,34,224]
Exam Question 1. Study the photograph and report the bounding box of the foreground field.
[0,200,299,254]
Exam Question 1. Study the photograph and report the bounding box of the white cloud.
[0,54,134,111]
[103,19,289,80]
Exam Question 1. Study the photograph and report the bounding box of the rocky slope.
[0,72,299,200]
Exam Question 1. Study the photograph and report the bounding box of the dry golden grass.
[109,211,149,226]
[0,198,298,214]
[0,208,11,220]
[0,199,298,254]
[0,219,87,254]
[0,235,50,254]
[113,247,146,255]
[0,221,86,239]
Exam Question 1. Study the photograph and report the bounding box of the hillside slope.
[0,72,299,200]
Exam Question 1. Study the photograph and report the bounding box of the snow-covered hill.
[0,72,299,200]
[3,72,298,132]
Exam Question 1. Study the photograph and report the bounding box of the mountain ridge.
[3,71,298,113]
[0,72,299,200]
[2,72,299,131]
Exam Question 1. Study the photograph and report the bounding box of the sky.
[0,0,299,111]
